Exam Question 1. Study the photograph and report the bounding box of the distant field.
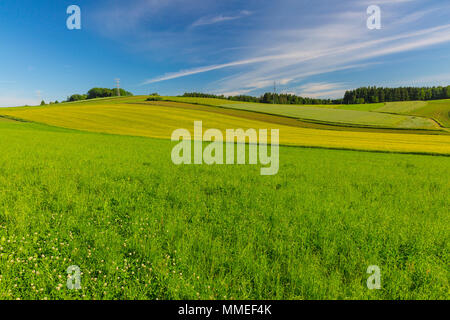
[374,101,429,114]
[1,98,450,155]
[371,100,450,128]
[299,99,450,129]
[162,96,242,107]
[162,97,441,131]
[219,103,439,130]
[0,119,448,299]
[412,100,450,128]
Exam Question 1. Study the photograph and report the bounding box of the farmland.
[0,96,448,300]
[163,96,450,130]
[382,100,450,128]
[212,103,439,130]
[1,97,450,155]
[0,119,448,300]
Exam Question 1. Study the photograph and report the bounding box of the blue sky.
[0,0,450,106]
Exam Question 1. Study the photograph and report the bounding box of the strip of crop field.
[374,101,429,114]
[323,103,386,111]
[374,100,450,128]
[1,98,449,155]
[261,98,450,129]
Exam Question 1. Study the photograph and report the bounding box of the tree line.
[181,92,343,105]
[183,86,450,105]
[343,86,450,104]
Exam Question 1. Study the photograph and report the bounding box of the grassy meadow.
[0,96,448,300]
[0,120,448,300]
[209,103,439,130]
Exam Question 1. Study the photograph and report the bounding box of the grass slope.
[219,103,438,130]
[162,97,440,130]
[375,100,450,128]
[315,99,450,129]
[374,101,429,114]
[1,98,449,155]
[0,120,448,299]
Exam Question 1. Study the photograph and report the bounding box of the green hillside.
[163,97,441,130]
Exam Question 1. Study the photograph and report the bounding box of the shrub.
[146,96,163,101]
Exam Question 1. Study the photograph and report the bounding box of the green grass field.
[0,116,449,300]
[374,101,429,114]
[217,103,439,130]
[373,101,450,128]
[319,103,386,111]
[162,96,446,130]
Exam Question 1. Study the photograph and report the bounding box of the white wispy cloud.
[141,54,293,84]
[297,83,344,92]
[294,82,348,99]
[169,2,450,94]
[143,23,450,89]
[191,10,252,28]
[94,0,450,95]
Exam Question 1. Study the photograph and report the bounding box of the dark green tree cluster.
[343,86,450,104]
[182,92,342,105]
[66,88,133,102]
[228,95,260,103]
[182,92,227,99]
[87,88,133,99]
[146,96,163,101]
[259,93,342,105]
[67,94,88,102]
[39,100,60,105]
[184,85,450,106]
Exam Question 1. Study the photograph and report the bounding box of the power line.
[115,78,120,97]
[273,81,276,104]
[36,90,42,104]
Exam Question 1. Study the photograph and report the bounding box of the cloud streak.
[94,0,450,96]
[143,22,450,90]
[191,10,252,28]
[294,82,348,99]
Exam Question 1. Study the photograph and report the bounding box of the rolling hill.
[374,100,450,128]
[1,97,450,155]
[161,96,449,131]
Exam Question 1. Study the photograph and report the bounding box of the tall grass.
[0,121,448,299]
